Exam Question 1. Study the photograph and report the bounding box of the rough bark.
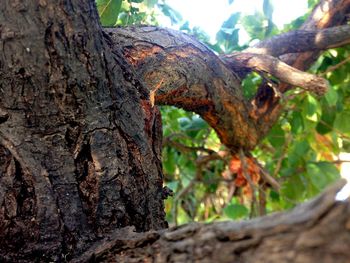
[105,0,350,150]
[73,180,350,263]
[105,26,259,150]
[0,1,166,261]
[0,0,349,261]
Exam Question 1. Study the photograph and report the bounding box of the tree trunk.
[0,1,167,261]
[1,0,350,262]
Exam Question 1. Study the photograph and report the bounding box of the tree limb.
[105,26,260,150]
[243,24,350,57]
[104,0,350,150]
[223,52,329,95]
[248,0,350,137]
[73,180,350,263]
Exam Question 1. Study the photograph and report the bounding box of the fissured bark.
[0,1,167,261]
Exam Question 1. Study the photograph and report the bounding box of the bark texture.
[0,0,349,261]
[0,1,166,261]
[73,180,350,263]
[105,0,350,150]
[106,26,259,150]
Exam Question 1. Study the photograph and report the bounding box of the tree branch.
[243,24,350,57]
[247,0,350,137]
[105,26,259,150]
[74,180,350,263]
[104,0,350,150]
[223,52,329,95]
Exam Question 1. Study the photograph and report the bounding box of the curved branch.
[105,24,335,150]
[105,26,259,150]
[104,0,350,150]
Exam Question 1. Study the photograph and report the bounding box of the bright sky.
[163,0,308,43]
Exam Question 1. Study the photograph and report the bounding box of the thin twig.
[255,161,281,191]
[273,132,292,178]
[258,184,267,216]
[163,138,216,154]
[320,55,350,76]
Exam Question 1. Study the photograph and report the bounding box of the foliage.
[96,0,348,225]
[96,0,158,26]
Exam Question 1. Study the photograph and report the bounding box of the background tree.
[0,0,349,262]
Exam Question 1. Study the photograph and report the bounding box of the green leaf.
[224,204,248,219]
[159,4,182,24]
[144,0,158,8]
[163,149,177,175]
[329,68,348,85]
[317,56,333,72]
[179,116,208,138]
[290,111,304,134]
[303,94,321,122]
[281,174,306,203]
[269,190,280,202]
[316,107,336,134]
[306,162,340,191]
[334,110,350,133]
[178,117,191,129]
[190,116,208,130]
[288,140,310,166]
[96,0,122,26]
[268,124,285,148]
[241,13,266,40]
[324,86,338,106]
[166,181,179,192]
[294,140,310,156]
[308,0,318,8]
[130,0,144,3]
[241,73,260,98]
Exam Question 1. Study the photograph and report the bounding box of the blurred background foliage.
[96,0,349,225]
